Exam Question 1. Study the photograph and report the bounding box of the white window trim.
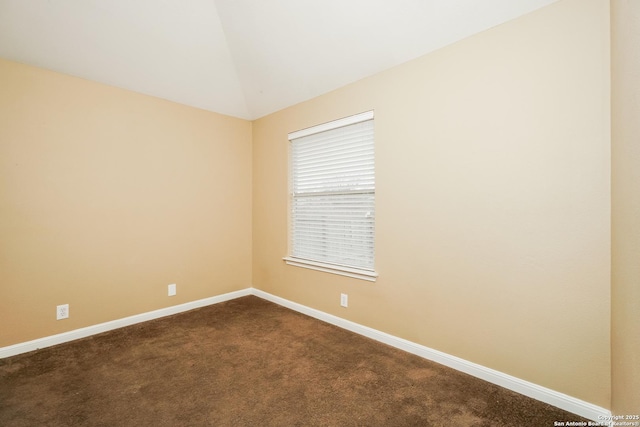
[283,256,378,282]
[285,110,378,282]
[288,110,374,140]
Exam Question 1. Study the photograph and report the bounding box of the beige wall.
[611,0,640,414]
[0,0,622,413]
[0,58,252,347]
[253,0,611,408]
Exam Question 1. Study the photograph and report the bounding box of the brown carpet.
[0,296,587,426]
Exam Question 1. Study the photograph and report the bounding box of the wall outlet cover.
[168,284,177,296]
[340,293,348,308]
[56,304,69,320]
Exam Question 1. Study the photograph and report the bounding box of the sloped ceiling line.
[0,0,558,120]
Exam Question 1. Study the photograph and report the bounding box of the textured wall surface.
[611,0,640,414]
[0,58,253,347]
[253,0,611,407]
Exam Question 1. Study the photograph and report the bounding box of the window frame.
[283,111,378,282]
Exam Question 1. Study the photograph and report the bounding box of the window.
[284,111,377,281]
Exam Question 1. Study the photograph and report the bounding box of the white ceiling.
[0,0,558,120]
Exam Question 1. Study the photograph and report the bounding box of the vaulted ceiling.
[0,0,558,120]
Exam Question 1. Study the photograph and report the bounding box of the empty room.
[1,0,638,425]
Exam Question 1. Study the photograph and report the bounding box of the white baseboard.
[0,286,611,422]
[251,288,611,422]
[0,288,251,359]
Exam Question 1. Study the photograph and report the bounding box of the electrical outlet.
[56,304,69,320]
[168,284,176,296]
[340,293,348,308]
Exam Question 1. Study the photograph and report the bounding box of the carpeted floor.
[0,296,587,426]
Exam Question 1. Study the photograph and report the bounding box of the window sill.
[283,257,378,282]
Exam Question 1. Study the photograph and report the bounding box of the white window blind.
[286,111,376,279]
